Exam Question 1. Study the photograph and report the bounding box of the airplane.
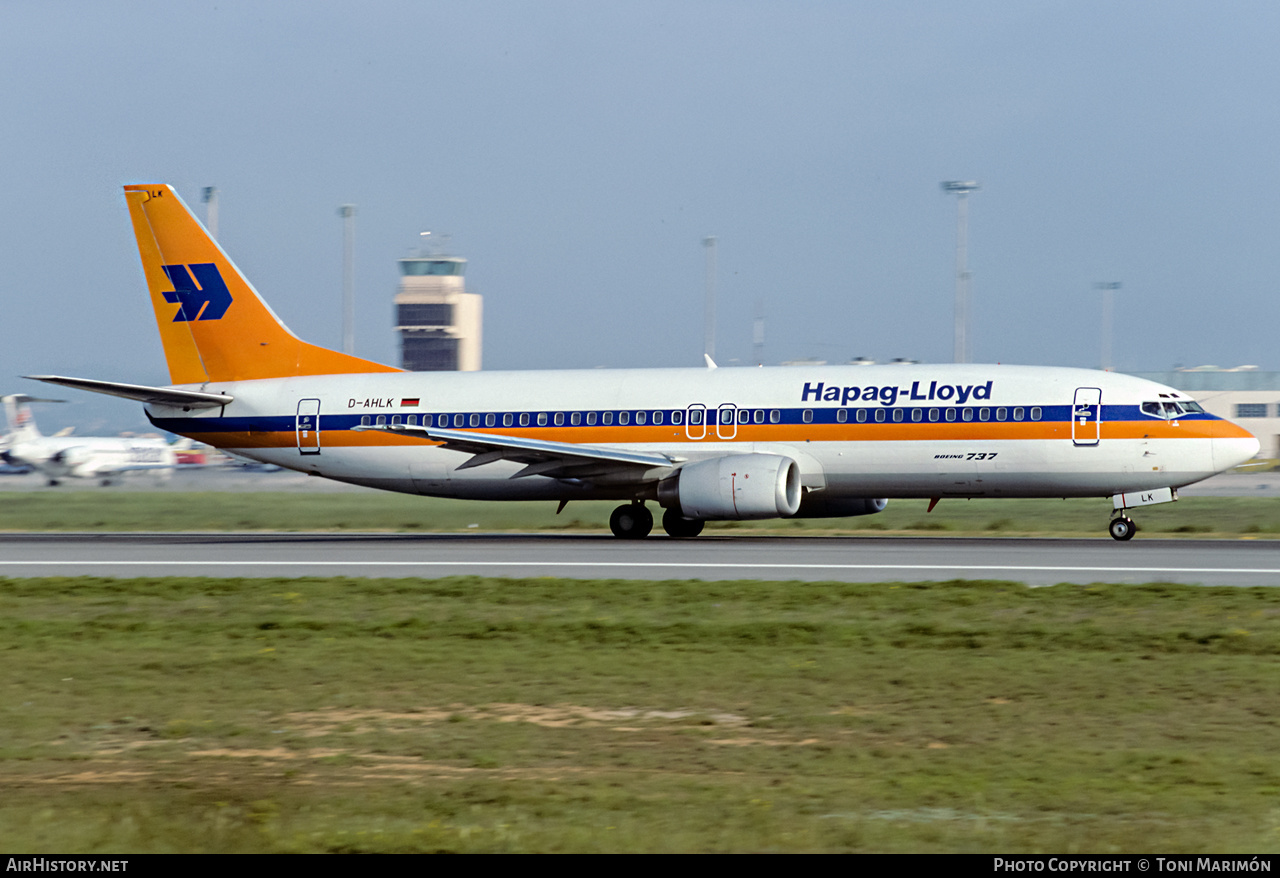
[24,183,1260,539]
[0,393,177,486]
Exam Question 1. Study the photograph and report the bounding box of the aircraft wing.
[352,424,679,480]
[23,376,233,408]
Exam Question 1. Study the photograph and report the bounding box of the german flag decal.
[401,398,420,407]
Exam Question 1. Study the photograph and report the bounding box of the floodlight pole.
[941,181,980,363]
[1095,282,1122,370]
[338,205,356,355]
[201,186,218,240]
[703,236,717,361]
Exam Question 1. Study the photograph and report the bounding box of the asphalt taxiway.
[2,533,1280,586]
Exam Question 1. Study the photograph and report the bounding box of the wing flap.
[351,423,678,478]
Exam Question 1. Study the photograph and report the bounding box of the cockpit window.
[1142,400,1202,419]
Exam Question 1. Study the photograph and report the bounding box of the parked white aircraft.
[0,394,176,486]
[26,184,1260,537]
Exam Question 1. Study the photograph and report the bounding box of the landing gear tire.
[610,504,653,539]
[662,508,705,538]
[1109,516,1136,541]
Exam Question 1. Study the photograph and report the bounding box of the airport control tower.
[394,249,482,371]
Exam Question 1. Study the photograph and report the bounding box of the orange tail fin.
[124,184,401,384]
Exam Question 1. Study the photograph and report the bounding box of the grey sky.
[3,1,1279,433]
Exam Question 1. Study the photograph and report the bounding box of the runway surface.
[3,533,1280,585]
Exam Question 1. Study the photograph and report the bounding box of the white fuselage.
[142,363,1259,506]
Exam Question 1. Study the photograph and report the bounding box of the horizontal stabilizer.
[1,394,66,405]
[23,375,233,408]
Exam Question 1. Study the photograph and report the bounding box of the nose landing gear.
[1108,515,1136,541]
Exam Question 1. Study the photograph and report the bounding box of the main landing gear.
[609,503,653,539]
[608,503,706,539]
[662,507,704,539]
[1108,515,1137,541]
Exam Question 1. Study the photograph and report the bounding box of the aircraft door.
[1072,387,1101,447]
[716,404,738,440]
[686,404,707,440]
[296,398,321,455]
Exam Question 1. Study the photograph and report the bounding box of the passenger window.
[519,413,530,427]
[469,413,479,427]
[485,413,495,427]
[995,408,1006,421]
[690,410,702,425]
[454,414,464,427]
[929,408,939,422]
[753,410,764,424]
[721,409,733,425]
[587,412,597,426]
[619,411,630,426]
[653,411,663,425]
[554,412,564,426]
[376,415,386,426]
[962,408,974,422]
[1013,407,1024,421]
[911,408,922,422]
[392,415,401,425]
[407,415,417,426]
[979,408,990,421]
[802,409,813,423]
[537,413,548,426]
[856,409,867,423]
[893,409,904,422]
[1030,407,1042,421]
[637,411,647,425]
[422,414,432,427]
[837,409,848,423]
[571,412,581,426]
[361,415,371,426]
[503,413,513,427]
[737,409,749,424]
[769,410,780,424]
[875,409,886,422]
[603,412,614,425]
[945,408,956,422]
[671,411,681,425]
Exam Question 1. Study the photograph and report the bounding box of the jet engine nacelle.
[6,442,53,465]
[662,453,802,520]
[53,446,93,469]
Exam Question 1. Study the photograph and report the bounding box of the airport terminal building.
[1128,368,1280,459]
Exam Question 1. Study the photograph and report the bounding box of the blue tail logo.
[161,263,234,322]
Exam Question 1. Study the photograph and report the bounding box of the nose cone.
[1213,433,1261,472]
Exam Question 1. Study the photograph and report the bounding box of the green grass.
[1,491,1280,536]
[2,575,1280,852]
